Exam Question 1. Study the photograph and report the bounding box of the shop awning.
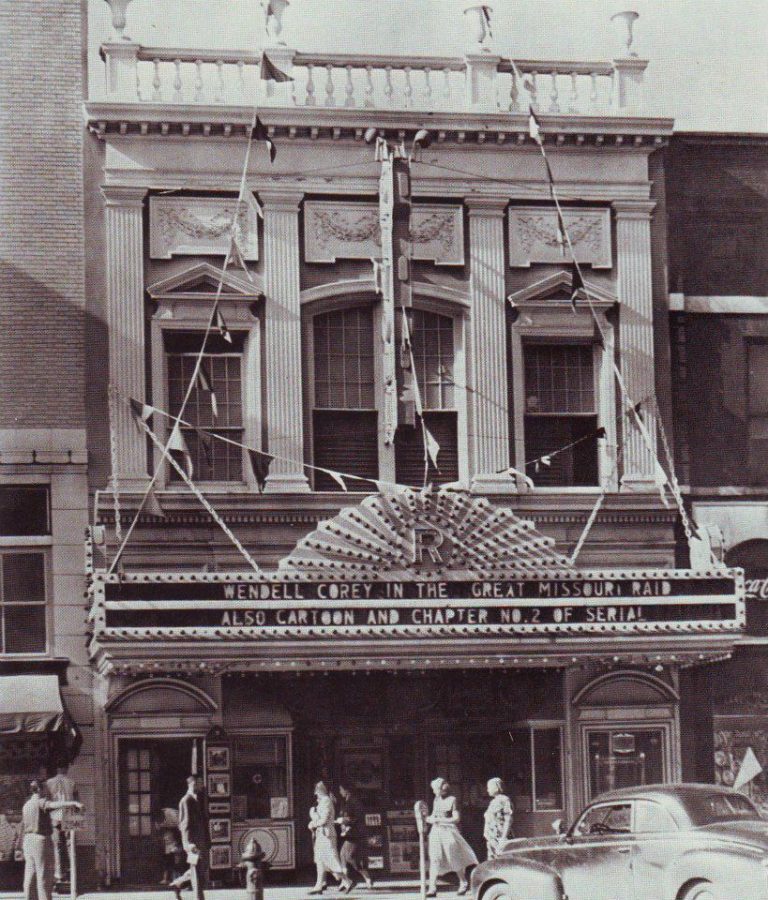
[0,674,67,734]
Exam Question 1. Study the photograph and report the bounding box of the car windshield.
[685,792,762,826]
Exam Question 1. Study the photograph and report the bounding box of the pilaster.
[614,200,657,492]
[466,196,515,493]
[261,190,310,493]
[102,186,148,487]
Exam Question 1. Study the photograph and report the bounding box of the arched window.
[312,306,378,490]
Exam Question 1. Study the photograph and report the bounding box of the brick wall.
[666,135,768,296]
[0,1,86,428]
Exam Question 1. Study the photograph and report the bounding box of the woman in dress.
[308,781,353,894]
[426,777,478,897]
[482,778,513,860]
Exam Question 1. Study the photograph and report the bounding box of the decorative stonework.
[304,202,464,265]
[508,207,611,268]
[149,196,260,260]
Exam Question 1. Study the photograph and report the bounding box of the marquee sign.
[90,570,744,639]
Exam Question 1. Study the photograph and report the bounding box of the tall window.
[0,486,49,654]
[748,341,768,484]
[395,310,459,486]
[165,331,245,482]
[313,307,378,490]
[523,343,598,486]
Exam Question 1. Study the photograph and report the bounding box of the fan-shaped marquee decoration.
[277,487,572,581]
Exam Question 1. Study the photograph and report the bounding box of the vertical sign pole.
[69,828,77,900]
[379,145,398,446]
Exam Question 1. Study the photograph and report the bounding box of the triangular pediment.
[147,262,264,299]
[278,487,572,580]
[508,270,617,307]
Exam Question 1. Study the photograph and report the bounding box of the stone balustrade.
[98,44,644,115]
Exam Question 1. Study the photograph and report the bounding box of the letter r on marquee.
[412,526,445,565]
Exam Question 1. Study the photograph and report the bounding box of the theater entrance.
[118,738,193,885]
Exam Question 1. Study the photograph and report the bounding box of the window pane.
[394,412,459,487]
[314,308,375,409]
[0,487,49,536]
[405,310,455,410]
[533,729,563,810]
[634,800,678,833]
[2,553,45,603]
[524,416,599,487]
[313,411,378,490]
[524,344,595,414]
[4,604,46,653]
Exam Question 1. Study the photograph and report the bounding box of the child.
[156,807,183,886]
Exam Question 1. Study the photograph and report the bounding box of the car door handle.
[616,846,632,854]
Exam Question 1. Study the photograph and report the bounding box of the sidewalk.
[0,878,428,900]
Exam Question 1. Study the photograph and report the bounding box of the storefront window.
[231,735,288,822]
[509,724,563,813]
[587,728,665,799]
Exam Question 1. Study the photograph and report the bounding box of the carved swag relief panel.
[149,196,260,260]
[304,201,464,265]
[508,206,612,268]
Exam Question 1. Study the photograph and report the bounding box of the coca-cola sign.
[745,578,768,601]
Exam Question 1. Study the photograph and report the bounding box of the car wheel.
[480,882,512,900]
[680,882,716,900]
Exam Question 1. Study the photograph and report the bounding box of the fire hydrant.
[240,836,266,900]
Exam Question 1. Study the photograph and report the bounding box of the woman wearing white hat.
[426,778,478,897]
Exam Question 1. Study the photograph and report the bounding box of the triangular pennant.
[213,302,233,344]
[424,425,440,470]
[570,262,584,310]
[195,361,218,420]
[734,747,764,792]
[595,427,607,440]
[144,484,166,520]
[196,428,215,469]
[528,106,543,145]
[252,117,277,164]
[325,469,348,492]
[654,460,671,508]
[168,424,194,478]
[225,234,254,282]
[540,454,552,468]
[248,448,274,492]
[260,53,293,83]
[129,398,155,424]
[503,466,535,491]
[481,4,493,38]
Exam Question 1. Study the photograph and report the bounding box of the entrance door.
[119,739,193,884]
[586,729,665,800]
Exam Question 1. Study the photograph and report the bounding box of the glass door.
[586,728,666,800]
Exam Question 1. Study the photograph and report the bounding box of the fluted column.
[615,200,658,490]
[466,196,515,492]
[262,190,310,493]
[102,186,148,487]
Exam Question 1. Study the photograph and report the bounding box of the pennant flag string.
[108,100,262,575]
[247,448,274,493]
[195,361,218,420]
[570,450,620,565]
[136,416,261,572]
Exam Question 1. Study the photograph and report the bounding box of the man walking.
[170,775,208,900]
[45,763,79,884]
[21,780,82,900]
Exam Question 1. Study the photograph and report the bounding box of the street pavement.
[0,878,431,900]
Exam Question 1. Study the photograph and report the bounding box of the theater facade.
[74,0,750,888]
[85,489,744,883]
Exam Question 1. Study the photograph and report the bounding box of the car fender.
[664,846,765,900]
[474,857,565,900]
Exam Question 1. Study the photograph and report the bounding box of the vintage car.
[470,783,768,900]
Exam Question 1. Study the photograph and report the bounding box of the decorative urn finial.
[104,0,133,41]
[462,1,495,52]
[610,10,640,57]
[262,0,290,45]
